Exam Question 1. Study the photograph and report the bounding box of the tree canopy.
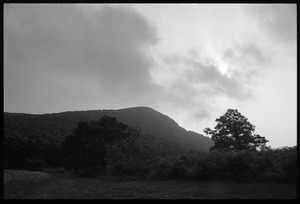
[4,127,62,170]
[62,116,140,174]
[204,109,268,151]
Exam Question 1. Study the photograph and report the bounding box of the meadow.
[4,170,297,199]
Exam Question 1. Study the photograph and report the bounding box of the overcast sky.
[4,4,297,148]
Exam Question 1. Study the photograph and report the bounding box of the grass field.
[3,170,297,199]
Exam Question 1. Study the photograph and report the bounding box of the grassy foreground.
[3,170,297,199]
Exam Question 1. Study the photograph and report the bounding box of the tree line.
[3,109,297,182]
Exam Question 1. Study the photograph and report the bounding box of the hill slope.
[4,107,213,152]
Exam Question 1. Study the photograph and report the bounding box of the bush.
[195,150,230,180]
[43,167,67,174]
[79,167,103,178]
[23,158,47,171]
[225,151,257,181]
[202,147,297,182]
[149,146,297,183]
[152,153,200,179]
[264,146,297,182]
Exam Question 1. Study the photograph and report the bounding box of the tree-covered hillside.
[4,107,213,151]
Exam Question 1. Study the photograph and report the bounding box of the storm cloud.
[4,4,160,112]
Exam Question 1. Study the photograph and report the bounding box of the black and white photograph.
[3,3,297,199]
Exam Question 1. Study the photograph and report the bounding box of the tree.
[4,128,62,170]
[204,109,268,151]
[62,116,140,175]
[4,128,32,169]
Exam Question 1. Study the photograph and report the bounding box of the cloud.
[148,53,248,125]
[244,4,296,44]
[4,4,160,112]
[159,54,250,103]
[222,43,271,81]
[152,41,272,123]
[224,43,266,66]
[185,62,244,98]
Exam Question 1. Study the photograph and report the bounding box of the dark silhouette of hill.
[4,106,213,152]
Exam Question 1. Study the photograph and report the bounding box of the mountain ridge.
[4,106,213,152]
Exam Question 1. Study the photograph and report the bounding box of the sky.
[4,4,297,148]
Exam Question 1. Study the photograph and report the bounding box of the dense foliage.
[4,110,296,183]
[204,109,268,151]
[3,115,183,173]
[150,146,297,182]
[61,116,140,176]
[4,128,62,171]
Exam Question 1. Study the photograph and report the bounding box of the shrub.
[152,153,201,179]
[79,167,103,178]
[23,158,47,171]
[195,150,230,180]
[225,151,257,181]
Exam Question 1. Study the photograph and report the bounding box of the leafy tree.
[4,128,31,169]
[204,109,268,151]
[4,128,62,170]
[62,116,140,175]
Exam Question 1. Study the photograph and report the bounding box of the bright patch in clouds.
[4,4,296,148]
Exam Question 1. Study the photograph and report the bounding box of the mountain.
[4,106,213,152]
